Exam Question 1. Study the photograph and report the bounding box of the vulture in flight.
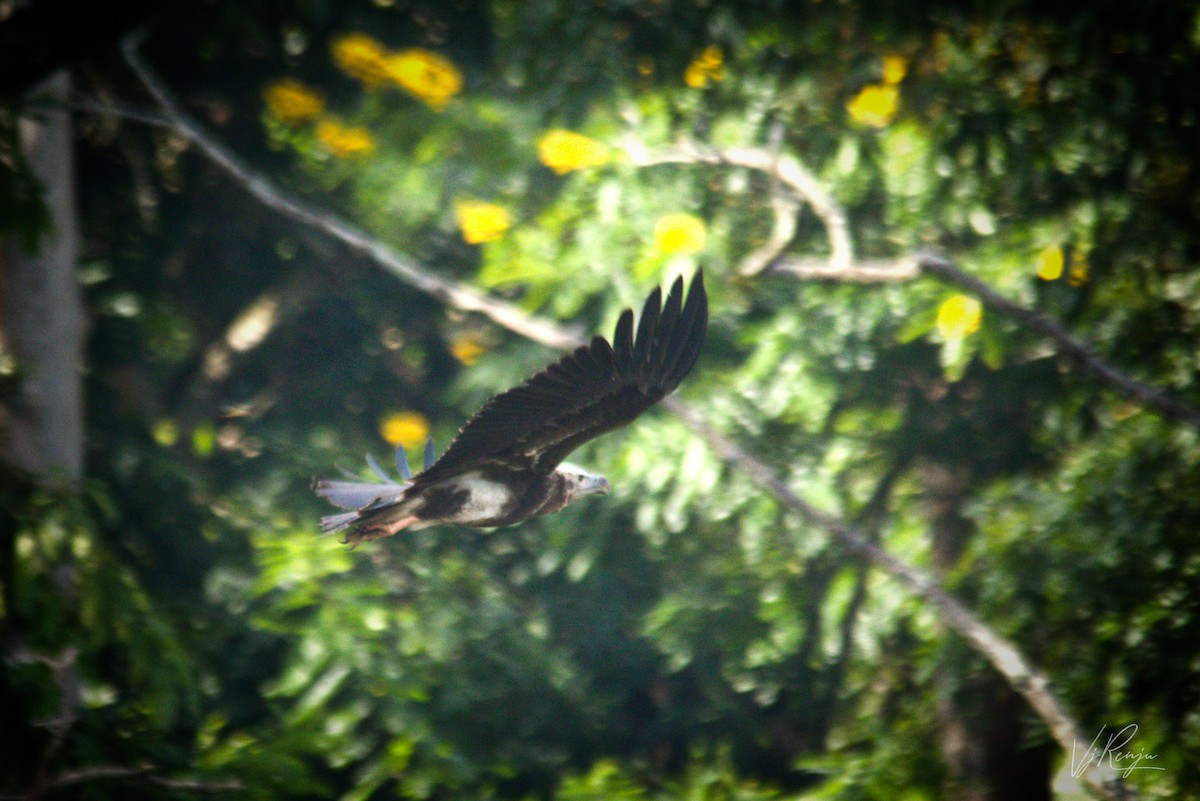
[314,270,707,547]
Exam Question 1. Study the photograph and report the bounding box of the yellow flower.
[882,55,908,85]
[654,213,707,254]
[1035,244,1064,281]
[388,48,463,109]
[1068,248,1090,286]
[263,79,325,123]
[936,295,983,340]
[331,33,392,86]
[454,199,511,244]
[380,411,430,450]
[316,119,376,158]
[847,84,900,128]
[152,419,178,447]
[450,333,486,366]
[684,45,725,88]
[536,129,610,174]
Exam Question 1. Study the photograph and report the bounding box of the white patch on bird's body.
[438,471,516,523]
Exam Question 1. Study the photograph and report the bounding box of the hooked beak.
[586,475,611,496]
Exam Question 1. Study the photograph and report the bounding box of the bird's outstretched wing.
[419,270,707,482]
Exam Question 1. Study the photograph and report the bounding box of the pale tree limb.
[774,255,920,282]
[916,252,1200,427]
[636,140,1200,430]
[737,192,801,277]
[626,140,854,272]
[661,395,1124,801]
[119,34,579,352]
[116,41,1124,800]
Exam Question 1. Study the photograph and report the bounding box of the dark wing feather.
[418,270,707,482]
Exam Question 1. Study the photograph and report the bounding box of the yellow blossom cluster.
[847,84,900,128]
[685,45,725,88]
[1035,244,1064,280]
[389,49,463,109]
[380,411,431,450]
[263,79,325,123]
[449,333,486,366]
[332,33,393,86]
[331,33,463,109]
[1068,254,1089,286]
[316,119,376,158]
[882,55,909,85]
[936,294,983,340]
[654,213,707,254]
[536,129,610,174]
[1035,244,1089,286]
[847,54,908,128]
[454,199,511,244]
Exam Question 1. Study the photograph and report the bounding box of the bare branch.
[119,34,579,352]
[916,252,1200,427]
[738,193,801,277]
[626,140,854,270]
[774,255,920,282]
[642,140,1200,429]
[661,394,1123,801]
[23,763,242,795]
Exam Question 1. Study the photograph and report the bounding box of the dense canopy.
[3,2,1200,800]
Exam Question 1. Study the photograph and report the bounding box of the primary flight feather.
[314,270,707,547]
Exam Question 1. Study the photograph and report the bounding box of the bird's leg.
[343,515,421,549]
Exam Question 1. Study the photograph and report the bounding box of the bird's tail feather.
[313,479,407,511]
[314,445,432,536]
[319,510,365,533]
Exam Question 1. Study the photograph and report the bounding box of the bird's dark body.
[363,463,570,530]
[315,270,707,545]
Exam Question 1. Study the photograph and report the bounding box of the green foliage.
[5,0,1200,799]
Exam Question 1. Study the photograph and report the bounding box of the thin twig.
[119,33,579,352]
[117,41,1120,800]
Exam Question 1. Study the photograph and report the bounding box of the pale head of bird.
[555,463,610,504]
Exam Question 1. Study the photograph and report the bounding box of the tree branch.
[116,42,1121,800]
[661,396,1122,800]
[916,252,1200,427]
[626,140,854,271]
[119,34,580,352]
[637,140,1200,429]
[773,255,920,282]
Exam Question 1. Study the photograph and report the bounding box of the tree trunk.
[1,71,84,486]
[922,461,1052,801]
